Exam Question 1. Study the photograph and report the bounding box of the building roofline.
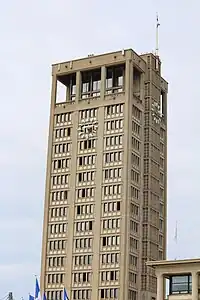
[51,48,147,66]
[147,258,200,268]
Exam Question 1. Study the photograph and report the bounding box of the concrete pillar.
[75,71,81,103]
[157,273,164,300]
[140,73,145,102]
[192,272,198,300]
[100,66,106,97]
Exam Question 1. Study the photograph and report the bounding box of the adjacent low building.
[147,258,200,300]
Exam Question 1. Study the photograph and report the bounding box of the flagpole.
[35,275,40,300]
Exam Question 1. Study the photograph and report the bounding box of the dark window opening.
[81,69,101,99]
[57,160,61,169]
[78,173,82,182]
[106,64,125,94]
[133,67,141,98]
[160,90,166,120]
[169,275,192,295]
[56,73,76,104]
[89,221,92,230]
[83,273,86,282]
[79,157,83,166]
[64,191,68,200]
[82,189,86,198]
[83,139,94,150]
[117,201,120,211]
[66,127,71,136]
[102,237,106,246]
[101,289,104,298]
[110,271,114,280]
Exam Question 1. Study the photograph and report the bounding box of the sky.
[0,0,200,298]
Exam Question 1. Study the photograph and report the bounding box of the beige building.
[40,49,168,300]
[147,258,200,300]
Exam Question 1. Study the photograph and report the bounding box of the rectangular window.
[74,238,92,250]
[49,223,67,234]
[170,275,192,295]
[130,220,139,234]
[105,119,124,131]
[105,135,123,147]
[50,207,67,218]
[79,139,96,151]
[56,73,76,104]
[72,289,91,300]
[78,155,96,166]
[54,112,72,124]
[102,218,120,229]
[132,137,140,152]
[73,272,92,284]
[76,204,94,216]
[132,121,140,136]
[130,237,138,250]
[103,201,120,213]
[81,69,101,99]
[131,153,140,168]
[73,255,93,266]
[53,143,71,155]
[104,168,122,180]
[129,255,138,268]
[106,64,125,94]
[48,240,66,251]
[101,253,120,265]
[104,151,123,164]
[132,105,141,122]
[79,108,97,120]
[131,170,140,184]
[77,171,95,183]
[105,104,124,117]
[103,185,122,196]
[75,221,93,232]
[130,203,139,218]
[48,256,65,267]
[77,188,95,199]
[52,158,70,170]
[100,288,119,299]
[102,235,120,247]
[50,190,68,203]
[52,174,69,186]
[130,186,140,200]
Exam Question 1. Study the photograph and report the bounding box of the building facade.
[147,258,200,300]
[40,49,168,300]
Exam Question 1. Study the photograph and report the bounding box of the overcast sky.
[0,0,200,298]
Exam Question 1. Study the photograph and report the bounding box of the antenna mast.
[156,13,160,56]
[174,220,178,260]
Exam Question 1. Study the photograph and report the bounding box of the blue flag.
[63,288,69,300]
[35,278,40,299]
[43,293,47,300]
[29,295,34,300]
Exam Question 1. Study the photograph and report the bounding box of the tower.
[40,49,168,300]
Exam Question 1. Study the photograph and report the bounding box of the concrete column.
[91,106,104,300]
[40,74,57,292]
[157,273,164,300]
[65,112,78,298]
[75,71,81,103]
[140,73,145,102]
[192,272,198,300]
[100,66,106,97]
[119,59,131,300]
